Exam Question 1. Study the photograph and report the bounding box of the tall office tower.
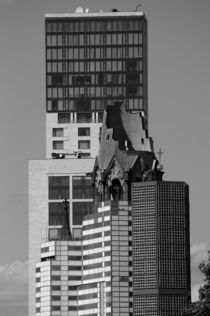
[132,181,191,315]
[78,201,132,316]
[45,9,148,158]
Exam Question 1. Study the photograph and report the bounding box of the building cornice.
[45,11,144,19]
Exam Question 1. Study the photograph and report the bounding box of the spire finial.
[157,148,164,163]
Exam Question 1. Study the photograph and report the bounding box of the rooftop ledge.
[45,11,144,18]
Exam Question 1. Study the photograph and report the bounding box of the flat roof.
[45,11,144,19]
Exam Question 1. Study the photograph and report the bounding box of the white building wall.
[29,158,95,316]
[35,240,82,316]
[46,113,102,159]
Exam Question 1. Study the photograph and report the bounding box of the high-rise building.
[29,8,191,316]
[45,9,148,158]
[132,181,191,315]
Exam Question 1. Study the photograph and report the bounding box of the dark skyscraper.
[45,10,148,119]
[29,8,191,316]
[132,181,191,315]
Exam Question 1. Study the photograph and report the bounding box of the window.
[73,176,93,199]
[52,306,61,311]
[78,127,90,136]
[52,128,63,137]
[81,153,90,158]
[52,99,58,111]
[52,285,61,291]
[53,141,63,150]
[49,201,69,226]
[58,113,70,123]
[51,74,63,86]
[78,140,90,150]
[72,202,93,225]
[49,176,69,199]
[77,112,92,123]
[72,75,91,86]
[41,247,49,253]
[98,112,103,123]
[51,265,61,271]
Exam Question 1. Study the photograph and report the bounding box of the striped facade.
[35,240,82,316]
[78,201,133,316]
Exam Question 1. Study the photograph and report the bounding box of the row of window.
[52,139,90,150]
[47,54,143,74]
[47,72,143,87]
[56,112,103,123]
[48,176,93,199]
[47,59,143,74]
[47,98,144,112]
[46,47,143,62]
[48,86,143,99]
[52,127,90,137]
[49,201,93,226]
[46,19,143,33]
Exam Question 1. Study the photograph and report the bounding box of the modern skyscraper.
[29,8,191,316]
[132,181,191,315]
[45,9,148,158]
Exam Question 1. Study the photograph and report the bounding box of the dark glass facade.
[45,13,148,125]
[49,176,69,199]
[132,181,191,316]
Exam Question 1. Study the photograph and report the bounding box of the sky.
[0,0,209,314]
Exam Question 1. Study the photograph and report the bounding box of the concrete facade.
[46,113,102,159]
[29,158,95,316]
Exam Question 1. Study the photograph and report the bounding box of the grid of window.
[72,201,93,225]
[133,295,157,316]
[132,182,190,314]
[132,183,157,289]
[160,295,188,315]
[72,176,93,199]
[49,176,69,199]
[46,16,147,114]
[49,201,69,225]
[158,182,189,289]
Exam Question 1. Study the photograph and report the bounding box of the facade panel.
[132,181,191,315]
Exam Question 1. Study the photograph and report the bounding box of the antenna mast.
[135,1,142,11]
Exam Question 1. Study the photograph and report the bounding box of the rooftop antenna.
[135,1,142,11]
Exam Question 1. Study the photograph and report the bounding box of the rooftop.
[45,11,144,19]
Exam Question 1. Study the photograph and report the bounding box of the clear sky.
[0,0,209,315]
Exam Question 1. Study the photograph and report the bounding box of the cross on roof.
[157,148,163,163]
